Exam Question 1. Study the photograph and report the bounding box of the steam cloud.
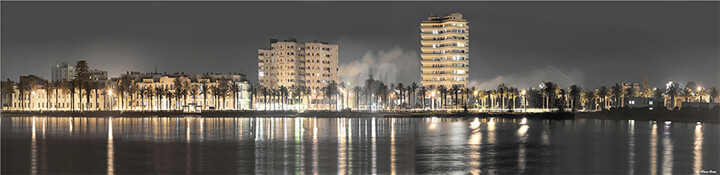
[469,65,585,90]
[338,45,420,87]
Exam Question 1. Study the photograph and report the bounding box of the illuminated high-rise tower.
[420,13,469,88]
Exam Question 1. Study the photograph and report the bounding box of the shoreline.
[2,108,717,123]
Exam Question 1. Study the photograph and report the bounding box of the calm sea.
[2,116,718,174]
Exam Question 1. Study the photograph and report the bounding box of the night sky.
[2,1,718,90]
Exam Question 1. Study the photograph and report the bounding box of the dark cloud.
[2,1,718,89]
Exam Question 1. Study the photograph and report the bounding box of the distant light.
[520,117,527,125]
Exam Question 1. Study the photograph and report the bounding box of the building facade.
[51,63,76,82]
[116,72,251,111]
[257,38,339,110]
[420,13,470,88]
[2,72,251,111]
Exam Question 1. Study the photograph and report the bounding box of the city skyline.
[2,1,718,89]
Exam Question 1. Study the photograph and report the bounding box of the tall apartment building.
[51,63,76,82]
[420,13,470,88]
[258,38,339,109]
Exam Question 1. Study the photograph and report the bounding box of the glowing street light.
[521,90,527,112]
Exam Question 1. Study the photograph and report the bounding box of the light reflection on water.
[1,116,718,174]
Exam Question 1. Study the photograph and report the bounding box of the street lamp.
[521,90,527,112]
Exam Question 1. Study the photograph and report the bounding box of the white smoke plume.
[469,65,585,90]
[339,45,420,87]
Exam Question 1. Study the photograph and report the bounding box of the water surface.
[2,116,718,174]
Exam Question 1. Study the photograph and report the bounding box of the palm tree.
[2,79,15,110]
[476,90,486,110]
[130,82,140,111]
[303,87,311,110]
[42,80,52,110]
[17,80,26,110]
[119,76,131,111]
[389,84,395,109]
[261,87,269,110]
[52,81,64,110]
[75,60,89,111]
[142,87,151,110]
[653,88,664,100]
[666,84,679,109]
[497,83,507,110]
[189,85,198,110]
[173,78,183,110]
[697,88,707,102]
[139,87,148,111]
[597,86,609,110]
[409,82,419,109]
[508,87,518,110]
[377,84,388,110]
[230,83,240,110]
[200,81,209,110]
[610,83,624,108]
[211,86,220,110]
[569,85,581,112]
[82,81,93,111]
[279,86,288,110]
[68,80,77,111]
[353,86,361,110]
[450,85,459,110]
[250,84,258,110]
[585,90,597,111]
[541,82,557,110]
[166,90,175,110]
[419,86,427,110]
[557,88,567,111]
[709,87,718,104]
[182,81,190,110]
[395,83,404,109]
[624,87,636,107]
[155,86,165,110]
[94,82,104,111]
[438,85,447,109]
[290,85,300,110]
[681,88,693,103]
[219,79,230,110]
[322,82,338,110]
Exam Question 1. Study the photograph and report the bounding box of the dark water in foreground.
[2,116,718,174]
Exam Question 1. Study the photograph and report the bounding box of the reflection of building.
[257,38,339,109]
[51,63,76,82]
[420,13,469,88]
